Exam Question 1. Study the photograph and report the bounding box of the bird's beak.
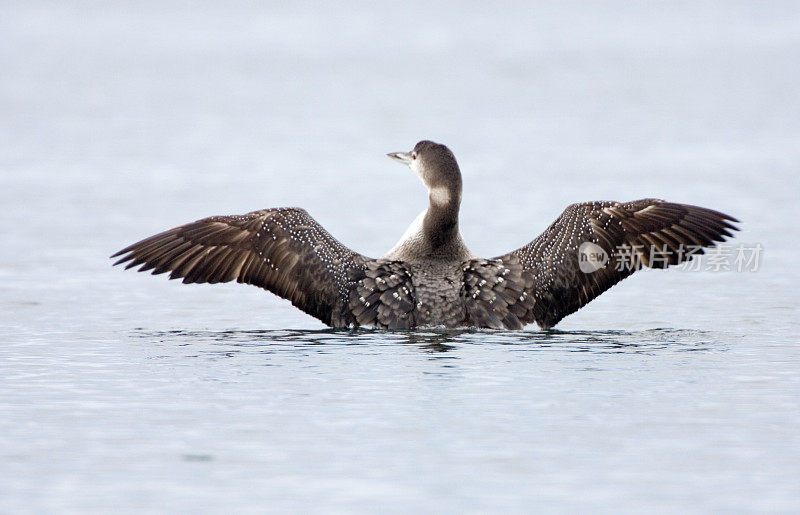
[387,152,413,165]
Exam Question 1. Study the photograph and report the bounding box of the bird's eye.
[411,152,417,160]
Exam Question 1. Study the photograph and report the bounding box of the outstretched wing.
[111,207,370,327]
[495,199,739,329]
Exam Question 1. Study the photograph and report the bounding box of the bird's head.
[387,140,462,203]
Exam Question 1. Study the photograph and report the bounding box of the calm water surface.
[2,1,799,513]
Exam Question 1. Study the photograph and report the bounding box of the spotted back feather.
[461,256,536,329]
[348,260,416,329]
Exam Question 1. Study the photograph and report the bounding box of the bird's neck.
[421,184,466,259]
[382,177,472,263]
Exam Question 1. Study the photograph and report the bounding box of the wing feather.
[495,199,739,328]
[112,208,369,326]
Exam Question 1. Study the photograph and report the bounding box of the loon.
[112,140,739,329]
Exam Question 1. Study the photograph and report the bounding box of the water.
[2,1,799,512]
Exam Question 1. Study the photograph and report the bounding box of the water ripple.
[130,326,732,356]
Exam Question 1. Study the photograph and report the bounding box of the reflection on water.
[132,327,727,356]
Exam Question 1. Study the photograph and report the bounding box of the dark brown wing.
[111,207,370,327]
[495,199,739,329]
